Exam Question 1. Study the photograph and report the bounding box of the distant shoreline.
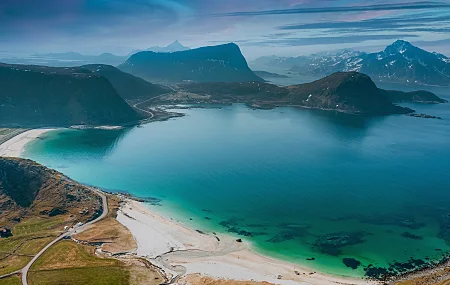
[0,128,56,157]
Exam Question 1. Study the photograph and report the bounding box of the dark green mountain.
[0,63,143,127]
[379,89,448,104]
[81,64,170,100]
[286,72,412,114]
[119,43,263,83]
[181,72,430,115]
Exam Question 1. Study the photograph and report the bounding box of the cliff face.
[119,43,263,83]
[0,157,102,227]
[0,63,143,127]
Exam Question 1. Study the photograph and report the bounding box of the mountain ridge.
[176,71,443,115]
[0,63,143,127]
[119,43,264,83]
[252,40,450,87]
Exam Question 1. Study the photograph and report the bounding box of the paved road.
[21,188,108,285]
[0,270,21,280]
[132,87,177,118]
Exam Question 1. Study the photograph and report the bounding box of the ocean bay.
[22,103,450,278]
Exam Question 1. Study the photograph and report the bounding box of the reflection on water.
[38,128,131,161]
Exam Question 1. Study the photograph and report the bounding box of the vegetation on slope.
[81,64,171,100]
[179,72,424,115]
[0,158,102,276]
[0,63,142,127]
[286,72,412,114]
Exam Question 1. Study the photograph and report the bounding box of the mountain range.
[129,40,190,55]
[180,71,445,115]
[119,43,264,83]
[0,41,190,68]
[252,40,450,87]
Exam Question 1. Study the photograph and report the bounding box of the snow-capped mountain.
[358,40,450,86]
[253,41,450,86]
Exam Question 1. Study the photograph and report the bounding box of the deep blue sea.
[22,88,450,278]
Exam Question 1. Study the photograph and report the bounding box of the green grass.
[0,252,9,259]
[0,236,28,253]
[29,241,130,285]
[0,275,22,285]
[13,217,65,236]
[0,255,31,276]
[0,217,62,254]
[0,216,65,275]
[28,267,130,285]
[31,240,121,271]
[16,237,56,255]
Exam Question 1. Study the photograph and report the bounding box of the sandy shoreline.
[117,199,376,285]
[0,128,56,157]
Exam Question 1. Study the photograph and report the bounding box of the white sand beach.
[117,199,376,285]
[0,129,56,157]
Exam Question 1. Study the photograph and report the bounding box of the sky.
[1,0,450,58]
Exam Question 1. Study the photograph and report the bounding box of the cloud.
[243,34,420,46]
[215,2,450,17]
[278,15,450,31]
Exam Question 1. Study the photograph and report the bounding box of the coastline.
[0,128,56,157]
[116,198,376,285]
[3,127,446,285]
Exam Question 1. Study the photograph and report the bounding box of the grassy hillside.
[81,64,170,100]
[0,63,143,127]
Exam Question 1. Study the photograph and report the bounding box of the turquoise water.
[22,101,450,278]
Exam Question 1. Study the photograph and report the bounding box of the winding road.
[20,188,108,285]
[132,87,177,119]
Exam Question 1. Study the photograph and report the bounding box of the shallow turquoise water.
[22,102,450,278]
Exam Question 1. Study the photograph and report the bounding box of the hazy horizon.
[1,0,450,59]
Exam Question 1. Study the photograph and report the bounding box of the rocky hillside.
[0,63,143,127]
[81,64,170,100]
[359,40,450,86]
[180,72,439,115]
[119,43,263,83]
[0,157,102,228]
[286,72,412,114]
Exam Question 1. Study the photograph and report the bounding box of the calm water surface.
[22,97,450,278]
